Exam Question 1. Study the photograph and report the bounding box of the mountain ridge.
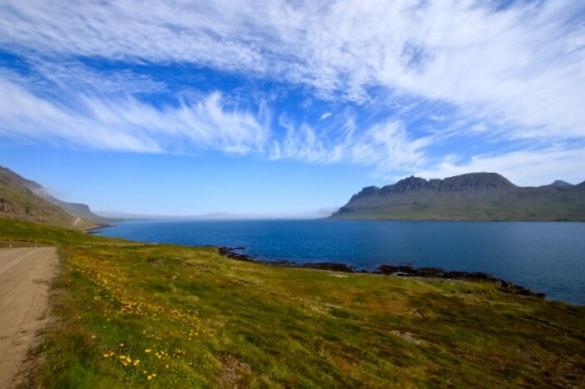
[29,187,109,226]
[550,180,573,188]
[0,166,107,229]
[333,172,585,221]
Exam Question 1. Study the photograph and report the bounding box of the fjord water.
[97,220,585,304]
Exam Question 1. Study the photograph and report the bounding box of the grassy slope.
[0,167,96,229]
[333,188,585,221]
[1,218,584,387]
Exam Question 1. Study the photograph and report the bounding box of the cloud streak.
[1,0,583,138]
[270,115,430,171]
[0,71,430,175]
[0,0,584,184]
[0,76,268,154]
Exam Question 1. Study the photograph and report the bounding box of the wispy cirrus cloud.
[0,76,269,154]
[0,70,429,172]
[29,60,168,96]
[1,0,583,138]
[0,0,584,183]
[269,115,429,171]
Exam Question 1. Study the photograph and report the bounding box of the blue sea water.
[96,219,585,305]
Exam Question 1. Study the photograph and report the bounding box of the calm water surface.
[97,220,585,304]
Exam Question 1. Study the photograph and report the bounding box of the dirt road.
[0,247,57,388]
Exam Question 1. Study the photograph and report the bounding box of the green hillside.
[333,173,585,221]
[0,166,98,229]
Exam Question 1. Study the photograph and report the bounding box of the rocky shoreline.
[85,225,111,234]
[218,246,545,298]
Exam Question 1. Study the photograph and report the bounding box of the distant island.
[332,172,585,221]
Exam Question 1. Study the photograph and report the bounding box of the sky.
[0,0,584,216]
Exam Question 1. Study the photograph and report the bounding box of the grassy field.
[1,219,584,387]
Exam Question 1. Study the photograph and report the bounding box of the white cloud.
[0,77,268,154]
[29,60,167,95]
[1,0,582,140]
[0,0,584,185]
[270,115,430,172]
[0,69,432,173]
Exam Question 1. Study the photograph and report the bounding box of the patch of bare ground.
[0,248,57,389]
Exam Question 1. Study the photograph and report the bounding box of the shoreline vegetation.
[1,218,584,387]
[217,246,546,299]
[91,224,546,299]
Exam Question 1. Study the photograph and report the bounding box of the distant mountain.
[99,207,339,220]
[549,180,573,188]
[332,172,585,221]
[0,166,107,229]
[28,186,109,226]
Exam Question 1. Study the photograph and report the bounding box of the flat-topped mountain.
[332,172,585,221]
[0,166,108,229]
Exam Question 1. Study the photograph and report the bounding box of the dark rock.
[375,263,545,298]
[218,247,255,262]
[301,262,355,273]
[217,248,546,299]
[376,265,414,275]
[416,267,444,277]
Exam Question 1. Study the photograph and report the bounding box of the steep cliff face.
[30,188,109,225]
[0,166,104,229]
[333,173,585,221]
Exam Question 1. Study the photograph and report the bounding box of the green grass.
[1,218,584,387]
[333,186,585,221]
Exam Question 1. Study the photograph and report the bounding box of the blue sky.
[0,0,584,216]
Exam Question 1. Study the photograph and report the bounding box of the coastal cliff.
[0,165,109,229]
[332,172,585,220]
